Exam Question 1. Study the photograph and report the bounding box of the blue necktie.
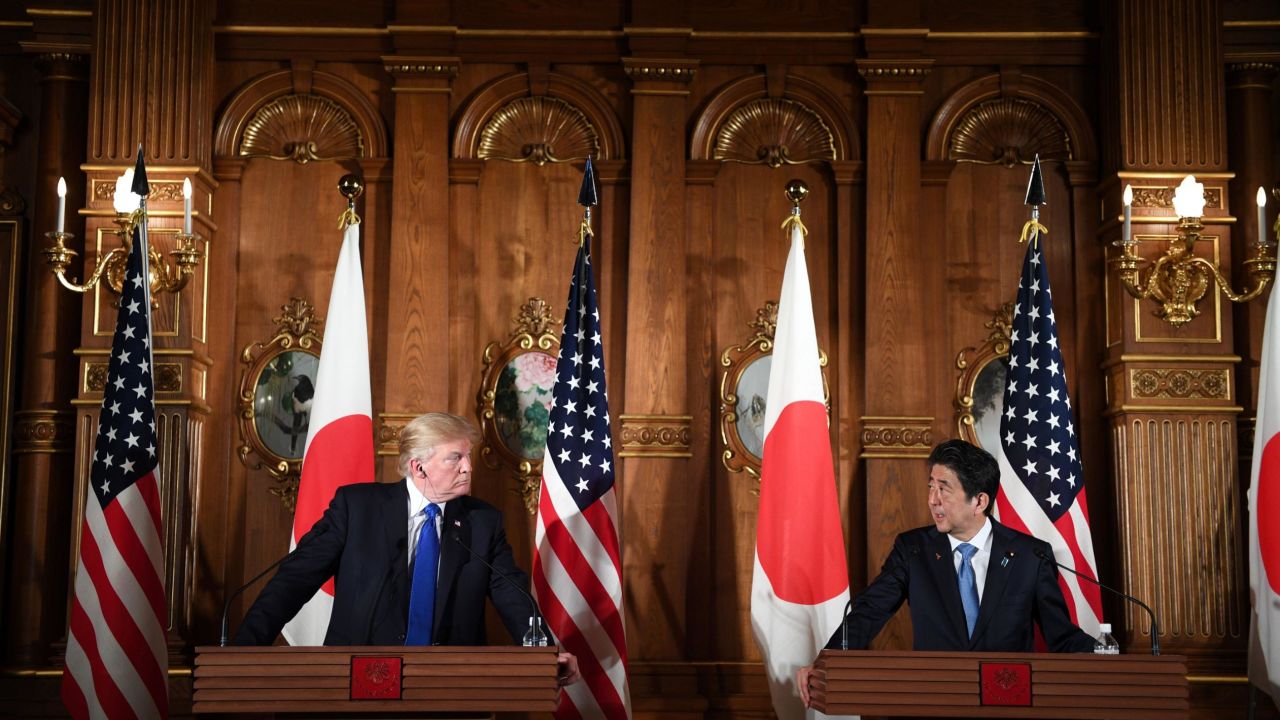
[956,542,980,638]
[406,503,440,645]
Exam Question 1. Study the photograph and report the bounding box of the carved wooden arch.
[453,72,625,160]
[213,69,389,158]
[690,74,858,162]
[925,73,1096,165]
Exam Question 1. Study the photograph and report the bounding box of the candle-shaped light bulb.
[182,177,193,235]
[56,177,67,234]
[1122,184,1133,245]
[1260,187,1270,247]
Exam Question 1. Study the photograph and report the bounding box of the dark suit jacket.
[827,520,1096,653]
[235,480,535,646]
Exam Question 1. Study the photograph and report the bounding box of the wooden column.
[378,56,458,476]
[1226,62,1279,437]
[619,49,697,661]
[856,35,934,651]
[6,49,89,665]
[1102,0,1244,673]
[70,0,215,662]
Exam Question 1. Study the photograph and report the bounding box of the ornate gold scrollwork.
[237,297,324,511]
[719,300,829,490]
[949,98,1072,168]
[241,94,364,163]
[477,298,562,515]
[477,97,599,166]
[714,99,836,168]
[954,302,1015,448]
[617,415,693,457]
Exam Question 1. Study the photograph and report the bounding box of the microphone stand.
[449,532,547,645]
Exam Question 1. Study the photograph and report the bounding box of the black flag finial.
[1024,154,1045,206]
[577,157,598,208]
[130,144,150,197]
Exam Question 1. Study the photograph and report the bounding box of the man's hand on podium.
[795,664,815,707]
[557,652,581,686]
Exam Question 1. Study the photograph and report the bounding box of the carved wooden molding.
[1129,368,1230,399]
[453,72,625,161]
[713,99,835,168]
[377,413,419,458]
[618,415,693,458]
[240,94,363,163]
[477,97,598,166]
[13,409,75,454]
[214,69,388,159]
[622,58,698,83]
[691,74,858,162]
[382,58,460,78]
[856,62,933,79]
[1128,185,1223,210]
[92,179,186,203]
[860,417,934,459]
[948,97,1072,167]
[926,73,1097,166]
[86,362,183,393]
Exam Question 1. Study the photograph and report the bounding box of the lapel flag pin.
[935,553,943,561]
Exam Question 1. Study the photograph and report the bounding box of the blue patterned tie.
[406,503,440,645]
[956,542,980,638]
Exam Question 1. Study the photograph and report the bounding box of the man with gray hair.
[236,412,579,682]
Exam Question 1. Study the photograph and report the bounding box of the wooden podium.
[809,650,1188,719]
[193,645,560,716]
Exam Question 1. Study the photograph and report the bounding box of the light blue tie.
[406,503,440,645]
[956,542,980,639]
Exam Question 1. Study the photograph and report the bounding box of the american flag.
[532,184,631,719]
[997,238,1103,638]
[61,186,169,717]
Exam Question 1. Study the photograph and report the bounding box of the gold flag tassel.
[1019,219,1048,247]
[781,213,809,237]
[337,206,361,230]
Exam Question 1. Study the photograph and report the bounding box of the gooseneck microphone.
[220,525,328,647]
[1034,548,1160,656]
[448,531,546,641]
[839,598,853,650]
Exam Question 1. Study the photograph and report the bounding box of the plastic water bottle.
[523,617,549,647]
[1093,623,1120,654]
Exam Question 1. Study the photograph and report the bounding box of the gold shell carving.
[478,97,599,166]
[241,94,364,164]
[714,99,836,168]
[949,98,1072,167]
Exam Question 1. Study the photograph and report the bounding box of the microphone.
[448,531,547,643]
[1034,548,1160,656]
[839,598,853,650]
[220,525,328,647]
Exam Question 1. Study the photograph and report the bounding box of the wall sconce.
[1111,176,1276,327]
[43,169,203,296]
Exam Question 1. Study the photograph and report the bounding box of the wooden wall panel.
[706,162,841,661]
[229,158,358,611]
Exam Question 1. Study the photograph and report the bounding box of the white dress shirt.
[406,478,446,568]
[947,517,993,601]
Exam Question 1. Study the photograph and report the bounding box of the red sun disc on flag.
[1259,433,1280,594]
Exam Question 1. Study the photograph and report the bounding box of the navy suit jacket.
[235,480,535,646]
[828,520,1096,653]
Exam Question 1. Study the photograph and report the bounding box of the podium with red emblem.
[808,650,1188,719]
[193,645,560,715]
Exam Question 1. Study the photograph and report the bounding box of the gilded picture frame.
[477,298,562,515]
[237,297,323,511]
[719,301,829,489]
[954,302,1015,454]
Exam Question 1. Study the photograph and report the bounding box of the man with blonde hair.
[237,413,579,682]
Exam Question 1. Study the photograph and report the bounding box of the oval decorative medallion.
[714,99,836,168]
[949,98,1071,167]
[241,94,364,164]
[478,96,599,165]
